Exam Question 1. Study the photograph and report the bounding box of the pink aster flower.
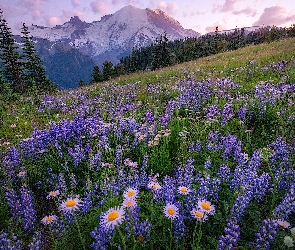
[59,197,83,214]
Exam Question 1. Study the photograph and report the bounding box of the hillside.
[0,38,295,249]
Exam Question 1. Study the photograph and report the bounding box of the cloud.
[111,0,139,5]
[213,0,243,13]
[253,6,295,26]
[157,1,179,15]
[232,7,256,17]
[71,0,80,7]
[205,24,227,33]
[182,11,206,18]
[90,0,110,14]
[44,16,60,27]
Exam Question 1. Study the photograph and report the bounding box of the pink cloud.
[111,0,139,4]
[183,11,206,18]
[157,1,179,15]
[253,6,295,26]
[213,0,243,13]
[45,16,60,27]
[232,8,256,17]
[90,0,110,14]
[71,0,80,8]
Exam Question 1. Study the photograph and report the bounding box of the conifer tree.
[0,10,24,93]
[102,61,114,81]
[91,65,102,83]
[21,22,54,93]
[151,32,171,70]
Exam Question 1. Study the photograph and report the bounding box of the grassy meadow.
[1,37,295,249]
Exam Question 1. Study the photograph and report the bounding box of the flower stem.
[169,219,173,250]
[117,227,127,250]
[49,227,57,250]
[75,218,86,250]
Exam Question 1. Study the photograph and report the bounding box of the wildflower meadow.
[1,38,295,249]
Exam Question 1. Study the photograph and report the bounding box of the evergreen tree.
[151,32,171,70]
[0,10,24,93]
[91,65,102,83]
[102,61,114,80]
[21,23,55,93]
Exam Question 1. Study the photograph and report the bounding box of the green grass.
[1,37,295,249]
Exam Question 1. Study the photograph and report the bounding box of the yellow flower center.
[167,208,175,215]
[108,211,119,221]
[66,199,76,207]
[19,171,25,176]
[126,201,133,207]
[180,187,187,193]
[46,217,53,222]
[280,222,286,227]
[195,211,203,218]
[49,191,56,197]
[127,190,135,197]
[201,202,210,210]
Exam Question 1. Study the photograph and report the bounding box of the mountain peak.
[69,16,82,24]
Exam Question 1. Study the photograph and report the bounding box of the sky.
[1,0,295,35]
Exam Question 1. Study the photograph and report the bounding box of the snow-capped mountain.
[29,5,199,66]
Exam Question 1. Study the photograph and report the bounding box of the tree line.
[88,25,295,84]
[0,10,55,101]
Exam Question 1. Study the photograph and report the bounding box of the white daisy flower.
[122,197,137,209]
[190,208,208,222]
[100,206,125,229]
[46,190,60,199]
[123,187,139,199]
[147,181,162,191]
[277,220,291,228]
[198,200,215,215]
[41,215,58,225]
[177,186,191,195]
[163,203,179,220]
[59,197,83,214]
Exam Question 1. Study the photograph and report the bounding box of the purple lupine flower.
[163,176,176,204]
[68,144,88,167]
[115,145,123,168]
[217,222,240,250]
[204,158,212,170]
[237,104,248,120]
[69,173,77,189]
[57,173,67,193]
[90,223,115,250]
[173,212,186,241]
[2,147,21,183]
[0,233,22,250]
[158,113,169,128]
[272,183,295,219]
[20,185,36,232]
[133,219,151,244]
[228,193,252,223]
[4,188,22,222]
[28,231,42,250]
[145,110,155,124]
[90,152,102,171]
[188,141,202,153]
[216,164,231,182]
[208,177,221,203]
[206,104,220,120]
[252,172,271,202]
[253,219,280,250]
[206,131,219,151]
[221,103,234,126]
